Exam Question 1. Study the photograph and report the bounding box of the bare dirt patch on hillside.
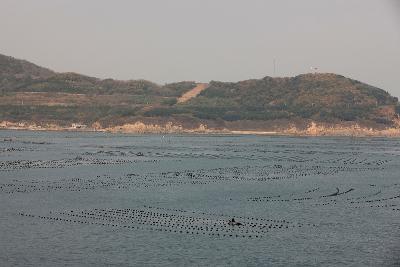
[177,83,208,103]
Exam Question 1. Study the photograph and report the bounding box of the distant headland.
[1,54,399,137]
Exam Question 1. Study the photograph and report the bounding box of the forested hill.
[0,53,399,130]
[183,74,399,122]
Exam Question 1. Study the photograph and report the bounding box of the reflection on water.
[0,131,399,266]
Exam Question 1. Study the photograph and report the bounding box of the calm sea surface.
[0,130,399,266]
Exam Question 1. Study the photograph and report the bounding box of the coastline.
[1,120,400,137]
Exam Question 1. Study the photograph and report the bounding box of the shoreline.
[1,122,400,138]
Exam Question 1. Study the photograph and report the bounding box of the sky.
[1,0,399,96]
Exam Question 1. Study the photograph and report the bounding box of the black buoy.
[228,218,243,226]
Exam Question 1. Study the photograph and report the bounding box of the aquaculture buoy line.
[82,150,150,157]
[245,184,400,211]
[316,157,390,166]
[1,140,390,173]
[0,154,393,195]
[0,136,395,165]
[142,149,319,162]
[0,138,51,145]
[142,205,297,224]
[349,194,400,204]
[17,206,318,239]
[0,147,36,154]
[0,156,159,172]
[248,186,378,202]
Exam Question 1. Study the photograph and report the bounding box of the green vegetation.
[0,104,140,126]
[176,74,398,122]
[0,53,398,127]
[395,105,400,115]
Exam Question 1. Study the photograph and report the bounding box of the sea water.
[0,130,399,266]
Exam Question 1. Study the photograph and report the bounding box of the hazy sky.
[1,0,399,96]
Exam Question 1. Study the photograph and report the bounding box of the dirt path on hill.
[177,83,209,103]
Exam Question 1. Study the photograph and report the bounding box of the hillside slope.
[177,74,398,123]
[0,54,55,93]
[0,53,399,133]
